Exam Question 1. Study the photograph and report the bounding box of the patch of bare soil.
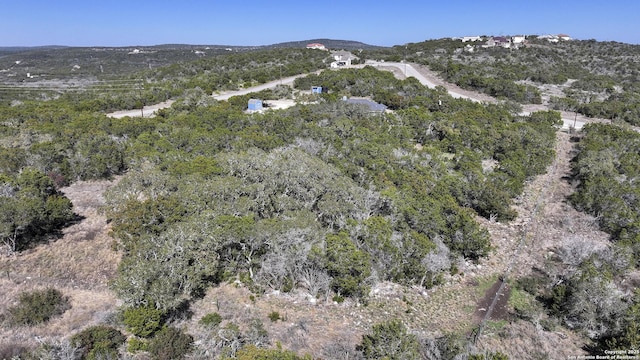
[0,179,121,349]
[474,280,511,322]
[376,65,408,80]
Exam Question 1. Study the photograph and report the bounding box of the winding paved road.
[364,61,476,101]
[364,61,585,130]
[212,73,316,101]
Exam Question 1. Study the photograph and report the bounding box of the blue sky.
[1,0,639,47]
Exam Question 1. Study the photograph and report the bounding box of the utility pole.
[404,45,407,77]
[138,80,144,117]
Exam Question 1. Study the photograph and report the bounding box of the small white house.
[512,35,526,44]
[484,36,511,48]
[330,51,357,68]
[461,36,482,42]
[539,35,560,43]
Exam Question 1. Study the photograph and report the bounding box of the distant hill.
[0,45,241,81]
[0,39,385,81]
[0,45,68,57]
[0,38,384,56]
[267,39,385,50]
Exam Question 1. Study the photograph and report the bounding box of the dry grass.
[1,179,121,290]
[179,277,489,356]
[0,179,121,351]
[476,320,584,360]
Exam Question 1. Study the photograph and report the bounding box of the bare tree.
[557,236,600,267]
[420,235,451,288]
[33,339,80,360]
[298,267,331,300]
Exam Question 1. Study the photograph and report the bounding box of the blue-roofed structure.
[248,98,263,111]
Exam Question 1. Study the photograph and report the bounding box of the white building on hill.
[306,43,327,50]
[461,36,482,42]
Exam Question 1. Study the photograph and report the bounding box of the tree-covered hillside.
[84,63,557,313]
[10,39,630,358]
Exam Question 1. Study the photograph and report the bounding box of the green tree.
[0,170,73,252]
[147,327,193,360]
[122,305,165,338]
[69,134,126,180]
[324,231,371,298]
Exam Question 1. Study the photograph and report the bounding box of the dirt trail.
[403,69,611,357]
[107,100,174,119]
[474,281,511,322]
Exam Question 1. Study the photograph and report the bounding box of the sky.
[1,0,639,47]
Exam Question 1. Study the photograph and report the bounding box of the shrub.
[357,320,420,360]
[71,325,126,360]
[236,344,311,359]
[32,340,81,360]
[199,312,223,328]
[469,352,510,360]
[325,231,371,299]
[127,337,149,353]
[332,295,345,304]
[268,311,281,322]
[147,327,193,360]
[122,305,165,338]
[8,288,71,326]
[0,343,31,359]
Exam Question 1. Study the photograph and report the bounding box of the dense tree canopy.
[570,124,640,246]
